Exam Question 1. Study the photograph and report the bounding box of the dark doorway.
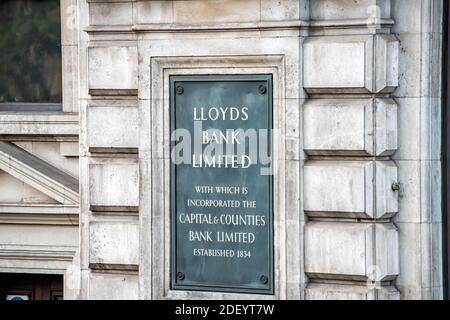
[0,273,63,300]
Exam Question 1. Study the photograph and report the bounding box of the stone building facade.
[0,0,446,300]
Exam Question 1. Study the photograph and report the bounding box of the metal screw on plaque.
[391,182,401,192]
[177,272,185,281]
[258,85,267,94]
[260,275,268,284]
[176,85,184,95]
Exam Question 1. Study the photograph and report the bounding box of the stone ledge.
[0,203,79,225]
[89,263,138,272]
[89,205,139,213]
[0,246,76,262]
[0,113,78,138]
[89,220,139,266]
[132,20,307,33]
[89,89,138,96]
[309,18,394,29]
[89,148,138,155]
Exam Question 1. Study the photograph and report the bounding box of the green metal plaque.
[170,75,273,294]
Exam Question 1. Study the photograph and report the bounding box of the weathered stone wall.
[79,0,443,300]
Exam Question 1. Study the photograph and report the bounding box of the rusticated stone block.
[304,34,398,93]
[304,98,397,156]
[89,160,139,211]
[88,46,138,95]
[89,220,139,267]
[304,160,398,219]
[87,106,139,151]
[305,222,399,282]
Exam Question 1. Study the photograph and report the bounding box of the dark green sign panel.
[170,75,273,294]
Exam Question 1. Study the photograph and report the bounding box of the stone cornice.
[0,204,79,225]
[132,20,308,32]
[85,20,309,34]
[84,18,394,35]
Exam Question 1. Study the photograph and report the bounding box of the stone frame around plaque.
[139,54,303,300]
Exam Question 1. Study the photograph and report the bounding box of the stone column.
[303,0,401,299]
[79,0,140,299]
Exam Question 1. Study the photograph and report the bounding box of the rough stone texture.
[88,273,139,300]
[89,2,133,26]
[61,0,80,113]
[89,220,139,266]
[88,46,138,92]
[60,142,79,158]
[261,0,301,21]
[134,0,303,25]
[310,0,392,21]
[89,160,139,210]
[87,106,139,150]
[135,1,173,25]
[0,170,57,204]
[172,0,261,24]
